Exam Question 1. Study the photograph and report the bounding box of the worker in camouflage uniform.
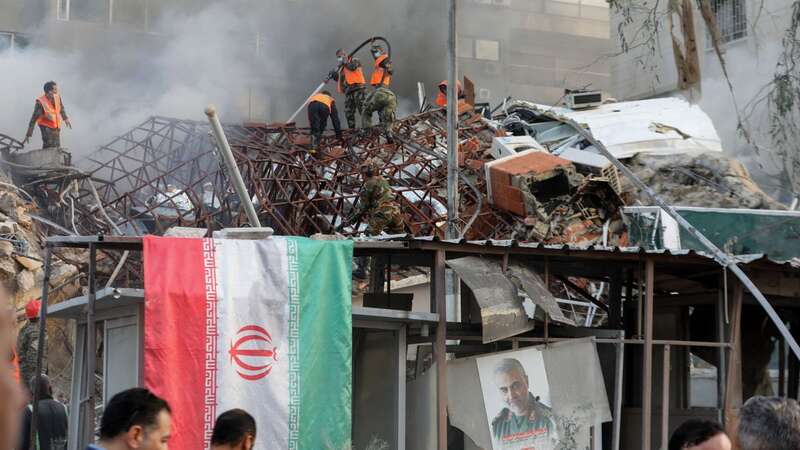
[491,358,558,450]
[351,159,404,235]
[17,299,42,394]
[330,49,367,129]
[362,44,397,134]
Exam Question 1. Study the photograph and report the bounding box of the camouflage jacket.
[16,320,40,385]
[356,175,398,217]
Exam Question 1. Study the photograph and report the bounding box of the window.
[70,0,110,23]
[475,39,500,61]
[0,32,30,55]
[458,37,475,58]
[57,0,151,29]
[710,0,747,44]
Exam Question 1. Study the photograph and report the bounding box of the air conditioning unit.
[490,136,545,159]
[564,90,604,109]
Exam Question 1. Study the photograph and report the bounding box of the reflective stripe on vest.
[370,54,391,86]
[36,94,61,129]
[309,93,334,112]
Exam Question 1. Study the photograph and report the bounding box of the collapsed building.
[1,96,777,249]
[5,94,799,450]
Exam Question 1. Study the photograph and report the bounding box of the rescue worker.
[362,44,397,134]
[16,299,41,395]
[307,90,342,154]
[350,159,404,235]
[369,44,392,88]
[24,81,71,149]
[435,79,465,108]
[331,49,367,129]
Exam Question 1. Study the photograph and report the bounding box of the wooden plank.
[724,282,743,437]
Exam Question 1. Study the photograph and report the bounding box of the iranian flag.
[143,236,353,450]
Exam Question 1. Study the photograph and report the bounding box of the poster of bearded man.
[477,347,559,450]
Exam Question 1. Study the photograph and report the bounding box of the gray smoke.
[0,0,448,154]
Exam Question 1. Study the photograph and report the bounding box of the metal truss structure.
[45,110,517,238]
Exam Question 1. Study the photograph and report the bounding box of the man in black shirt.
[19,374,68,450]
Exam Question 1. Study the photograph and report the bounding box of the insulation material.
[446,256,535,343]
[505,262,576,326]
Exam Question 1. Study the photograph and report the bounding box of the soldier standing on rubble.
[24,81,71,149]
[350,159,404,235]
[362,44,397,135]
[330,49,367,129]
[307,90,343,155]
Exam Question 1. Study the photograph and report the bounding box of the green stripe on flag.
[290,237,353,449]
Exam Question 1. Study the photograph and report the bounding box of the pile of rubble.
[1,97,782,252]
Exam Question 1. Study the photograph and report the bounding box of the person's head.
[370,43,384,59]
[320,90,332,97]
[211,409,256,450]
[25,299,41,322]
[738,396,800,450]
[493,358,531,416]
[99,388,172,450]
[29,374,53,400]
[360,159,379,178]
[0,286,23,450]
[336,48,345,63]
[43,81,58,96]
[668,419,730,450]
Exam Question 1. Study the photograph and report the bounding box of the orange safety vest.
[435,80,463,107]
[309,93,335,112]
[36,93,62,129]
[338,63,366,93]
[370,54,392,87]
[10,349,20,383]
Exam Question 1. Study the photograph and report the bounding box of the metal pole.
[29,246,53,450]
[642,259,655,450]
[612,331,625,450]
[661,344,671,450]
[559,115,800,362]
[84,243,97,446]
[205,105,262,227]
[445,0,459,239]
[434,250,448,450]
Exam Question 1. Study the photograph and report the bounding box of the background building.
[459,0,611,105]
[609,0,793,200]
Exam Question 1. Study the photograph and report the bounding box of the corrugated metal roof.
[353,235,800,269]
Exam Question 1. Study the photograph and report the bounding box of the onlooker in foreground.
[1,289,25,450]
[87,388,171,450]
[211,409,256,450]
[19,374,68,450]
[738,396,800,450]
[669,419,731,450]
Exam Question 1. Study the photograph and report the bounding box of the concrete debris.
[0,96,781,257]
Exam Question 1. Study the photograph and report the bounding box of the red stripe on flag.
[144,236,217,450]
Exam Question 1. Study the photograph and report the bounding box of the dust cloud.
[0,0,448,155]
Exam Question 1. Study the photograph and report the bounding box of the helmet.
[25,299,41,320]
